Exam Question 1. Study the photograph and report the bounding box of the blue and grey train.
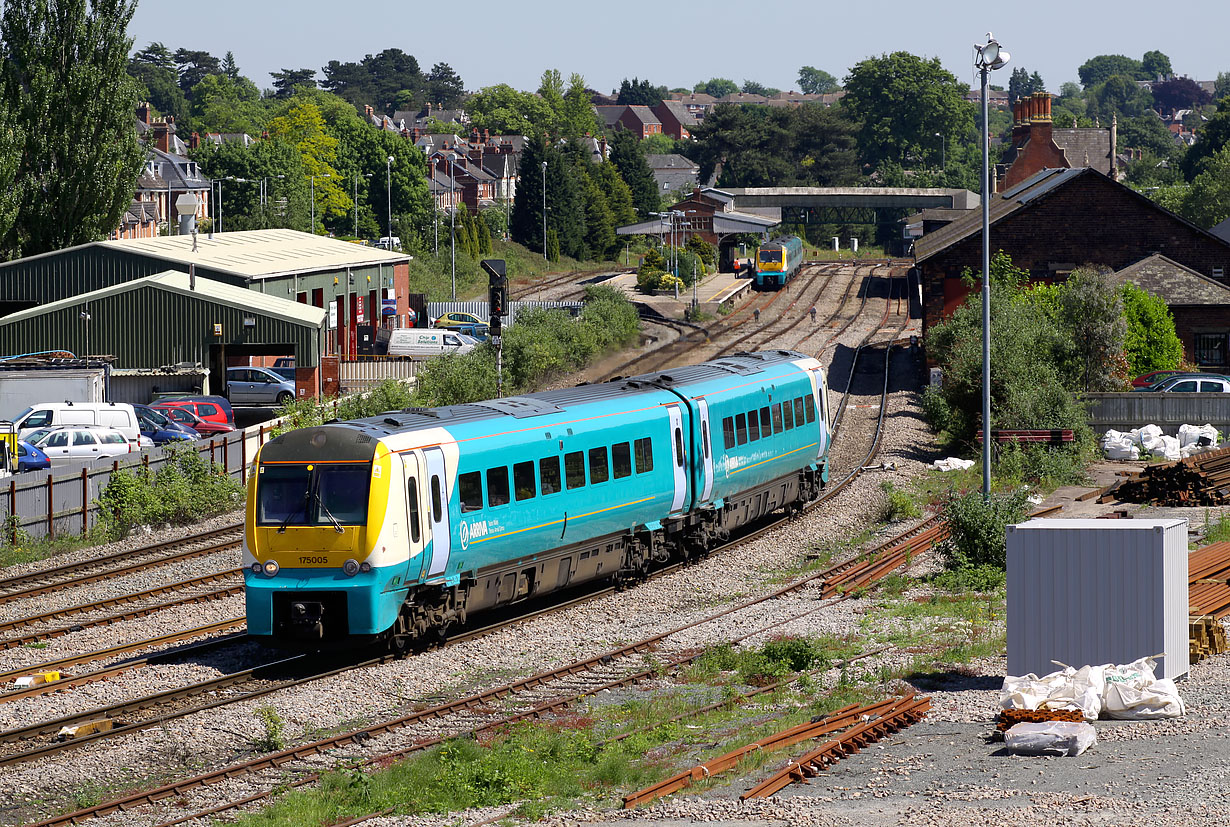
[753,236,805,290]
[243,351,830,650]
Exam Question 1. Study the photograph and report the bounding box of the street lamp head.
[388,156,394,164]
[541,161,547,171]
[975,34,1009,71]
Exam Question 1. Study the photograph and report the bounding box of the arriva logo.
[459,519,491,550]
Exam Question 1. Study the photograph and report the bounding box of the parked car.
[157,405,234,435]
[133,403,197,445]
[16,440,50,473]
[433,312,490,338]
[1139,373,1230,393]
[387,329,481,358]
[29,426,133,466]
[152,395,234,427]
[226,366,296,406]
[1131,370,1188,388]
[12,401,141,446]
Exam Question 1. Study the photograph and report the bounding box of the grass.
[0,528,111,569]
[1203,509,1230,545]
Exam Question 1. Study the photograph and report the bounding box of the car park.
[1139,373,1230,393]
[152,396,235,427]
[433,312,490,338]
[30,426,133,466]
[12,401,141,446]
[225,367,296,406]
[133,403,197,444]
[16,440,50,472]
[157,405,234,435]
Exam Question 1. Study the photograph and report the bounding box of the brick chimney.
[136,101,151,125]
[190,131,200,150]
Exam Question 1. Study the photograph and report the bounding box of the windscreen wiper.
[277,493,309,534]
[312,490,345,533]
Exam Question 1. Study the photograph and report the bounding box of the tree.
[741,80,780,97]
[221,51,240,81]
[193,137,307,231]
[1078,54,1143,88]
[424,62,465,109]
[1117,114,1176,157]
[271,68,318,99]
[1121,282,1183,377]
[693,78,738,98]
[133,41,175,69]
[607,129,658,219]
[1057,267,1126,392]
[797,66,838,95]
[321,48,423,114]
[616,77,665,107]
[1152,77,1212,114]
[128,45,187,122]
[186,73,265,135]
[1141,50,1173,80]
[1176,145,1230,229]
[561,72,600,142]
[266,98,344,232]
[1216,72,1230,101]
[1181,100,1230,179]
[467,84,554,135]
[0,0,145,258]
[1087,74,1153,122]
[173,48,221,92]
[840,52,973,171]
[1007,67,1041,103]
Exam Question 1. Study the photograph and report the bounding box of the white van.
[13,401,142,446]
[387,329,480,358]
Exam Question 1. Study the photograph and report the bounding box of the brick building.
[914,166,1230,343]
[997,93,1115,190]
[1110,254,1230,369]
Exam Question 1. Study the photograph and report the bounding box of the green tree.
[1141,50,1173,80]
[266,98,344,232]
[797,66,839,95]
[694,77,739,98]
[1078,54,1144,88]
[193,137,308,231]
[128,46,187,122]
[271,68,318,99]
[0,0,145,258]
[741,80,780,97]
[510,134,585,258]
[561,72,600,141]
[320,48,422,114]
[424,62,465,109]
[467,84,554,135]
[1215,72,1230,101]
[1087,74,1154,122]
[186,73,265,134]
[173,48,221,92]
[1176,145,1230,229]
[1181,99,1230,179]
[840,52,974,171]
[0,102,21,247]
[1117,114,1176,158]
[607,129,658,220]
[1058,267,1126,392]
[1121,282,1183,377]
[221,51,240,81]
[592,161,637,227]
[615,77,665,107]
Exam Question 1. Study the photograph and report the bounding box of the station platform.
[596,270,754,318]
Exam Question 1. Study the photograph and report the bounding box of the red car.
[156,405,235,435]
[1131,370,1187,388]
[152,396,234,427]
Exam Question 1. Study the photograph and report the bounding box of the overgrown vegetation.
[937,487,1031,571]
[94,444,243,539]
[253,706,287,753]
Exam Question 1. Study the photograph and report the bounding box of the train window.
[635,437,653,473]
[612,442,632,478]
[565,451,585,488]
[794,397,805,425]
[701,421,710,459]
[772,404,783,434]
[748,408,760,441]
[407,478,421,543]
[783,400,794,430]
[760,407,771,435]
[459,471,483,512]
[722,417,735,449]
[513,461,536,501]
[487,467,510,507]
[805,394,817,423]
[540,457,562,495]
[736,412,748,445]
[430,475,443,522]
[589,446,609,484]
[674,428,684,467]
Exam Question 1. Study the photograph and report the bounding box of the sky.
[128,0,1228,96]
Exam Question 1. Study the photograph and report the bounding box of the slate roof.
[594,105,626,129]
[1110,254,1230,305]
[623,105,661,126]
[655,99,698,126]
[1212,216,1230,244]
[1051,127,1113,175]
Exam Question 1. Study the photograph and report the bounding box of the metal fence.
[426,300,583,326]
[339,357,419,392]
[1085,392,1230,435]
[2,425,278,544]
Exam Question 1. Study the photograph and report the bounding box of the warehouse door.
[423,447,452,578]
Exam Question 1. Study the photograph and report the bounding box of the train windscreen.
[759,249,783,263]
[257,463,371,527]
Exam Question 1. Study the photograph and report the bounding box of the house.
[913,166,1230,344]
[964,87,1010,108]
[114,103,211,239]
[1110,254,1230,369]
[997,93,1115,190]
[717,92,768,106]
[593,105,663,139]
[646,154,700,195]
[669,92,717,120]
[652,100,698,140]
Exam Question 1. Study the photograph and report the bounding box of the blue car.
[16,440,50,472]
[134,404,198,445]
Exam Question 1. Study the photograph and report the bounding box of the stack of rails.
[1113,445,1230,506]
[1189,540,1230,661]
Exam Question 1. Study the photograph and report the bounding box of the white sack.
[1001,664,1104,721]
[1150,435,1181,462]
[1129,424,1163,446]
[930,457,974,471]
[1105,442,1140,460]
[1005,721,1096,756]
[1102,656,1186,720]
[1178,423,1218,449]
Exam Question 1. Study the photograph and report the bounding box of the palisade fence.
[339,357,420,392]
[2,424,278,544]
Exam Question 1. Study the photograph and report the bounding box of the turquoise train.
[753,236,805,290]
[243,351,830,650]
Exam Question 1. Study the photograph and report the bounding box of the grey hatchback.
[226,366,296,406]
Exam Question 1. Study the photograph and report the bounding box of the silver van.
[387,329,480,358]
[13,401,141,446]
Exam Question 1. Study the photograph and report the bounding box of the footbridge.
[725,187,979,237]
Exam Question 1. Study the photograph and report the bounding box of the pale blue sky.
[129,0,1227,96]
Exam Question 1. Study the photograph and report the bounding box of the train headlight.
[359,562,371,573]
[250,563,262,574]
[342,558,360,576]
[262,560,279,577]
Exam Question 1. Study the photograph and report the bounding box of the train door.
[809,367,829,461]
[423,447,452,579]
[403,452,430,582]
[667,405,688,512]
[695,399,714,502]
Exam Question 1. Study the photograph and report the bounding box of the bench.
[975,428,1075,445]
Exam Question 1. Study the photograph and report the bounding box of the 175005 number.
[298,555,328,564]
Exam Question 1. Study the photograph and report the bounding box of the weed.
[1205,509,1230,545]
[878,481,921,522]
[253,705,286,753]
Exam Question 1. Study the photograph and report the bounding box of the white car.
[30,426,133,466]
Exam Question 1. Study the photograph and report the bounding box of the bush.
[994,442,1090,489]
[938,487,1031,571]
[636,265,665,293]
[1121,282,1183,378]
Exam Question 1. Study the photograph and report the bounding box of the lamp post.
[448,153,457,300]
[352,172,371,238]
[260,175,284,225]
[79,307,90,362]
[975,32,1010,500]
[386,155,395,245]
[541,160,548,261]
[310,174,332,235]
[935,132,945,170]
